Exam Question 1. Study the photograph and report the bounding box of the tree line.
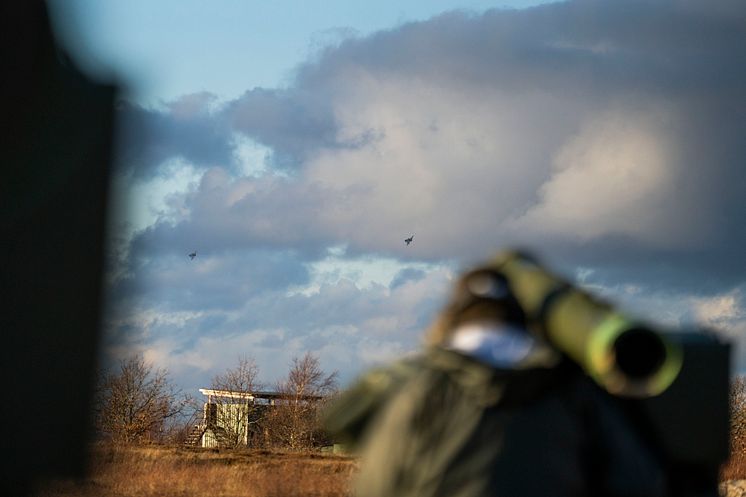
[92,352,338,450]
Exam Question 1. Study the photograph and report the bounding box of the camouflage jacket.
[323,347,667,497]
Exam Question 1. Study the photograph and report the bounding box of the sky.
[48,0,746,395]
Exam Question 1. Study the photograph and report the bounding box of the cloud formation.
[109,0,746,388]
[115,93,234,179]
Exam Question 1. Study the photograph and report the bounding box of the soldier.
[324,251,670,497]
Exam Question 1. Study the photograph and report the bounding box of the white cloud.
[288,247,444,296]
[689,288,746,373]
[512,106,692,247]
[304,75,576,256]
[691,289,745,333]
[232,134,273,178]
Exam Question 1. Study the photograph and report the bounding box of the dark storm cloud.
[108,0,746,386]
[109,248,311,315]
[115,93,235,178]
[229,0,745,148]
[115,0,746,315]
[225,87,339,169]
[115,0,746,284]
[208,0,746,288]
[124,168,334,262]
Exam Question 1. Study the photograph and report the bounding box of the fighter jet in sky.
[189,252,197,260]
[404,235,414,246]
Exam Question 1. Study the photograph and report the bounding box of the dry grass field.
[32,444,358,497]
[31,442,746,497]
[722,453,746,497]
[722,450,746,482]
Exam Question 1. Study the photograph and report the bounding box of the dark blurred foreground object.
[1,1,116,495]
[324,249,730,497]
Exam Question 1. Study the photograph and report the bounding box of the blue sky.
[49,0,546,104]
[47,0,746,395]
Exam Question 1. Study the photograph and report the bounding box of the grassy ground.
[33,442,746,497]
[32,444,358,497]
[722,450,746,481]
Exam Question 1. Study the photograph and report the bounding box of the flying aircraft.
[188,252,197,260]
[404,235,414,246]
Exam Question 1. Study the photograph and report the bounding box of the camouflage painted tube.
[491,250,683,398]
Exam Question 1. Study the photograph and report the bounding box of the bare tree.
[207,356,263,447]
[167,397,205,445]
[93,355,190,444]
[286,353,339,400]
[264,352,338,450]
